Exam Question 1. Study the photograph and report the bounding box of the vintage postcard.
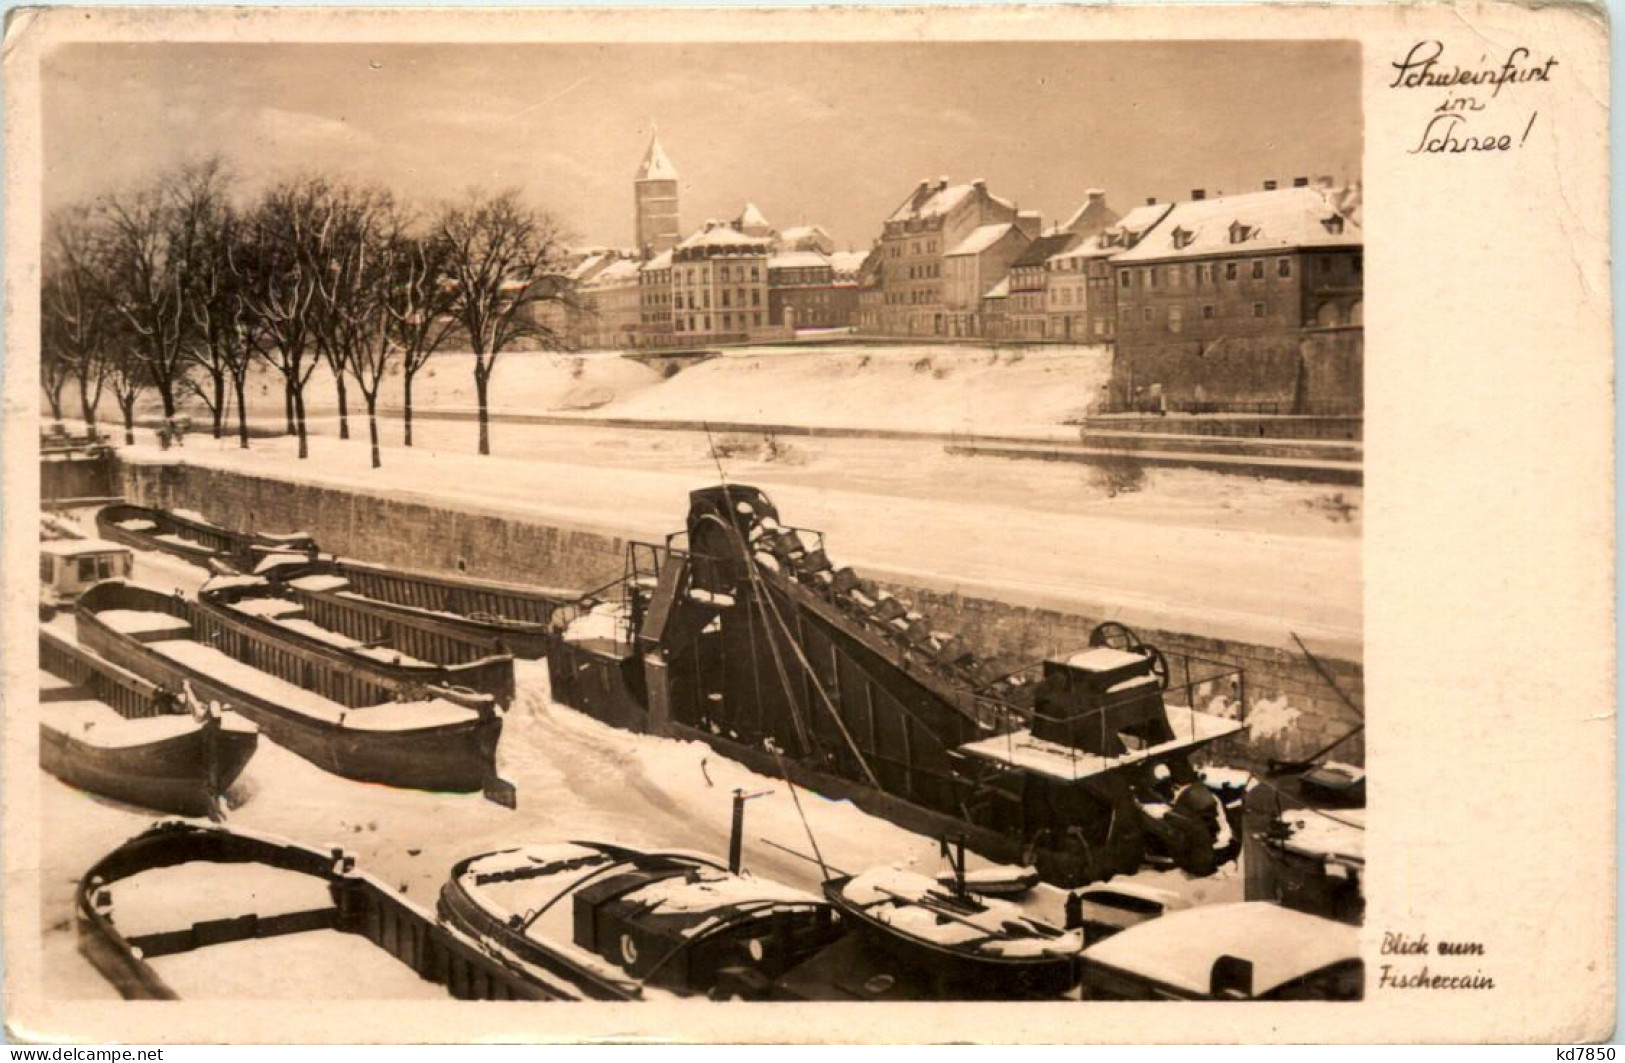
[1,2,1613,1044]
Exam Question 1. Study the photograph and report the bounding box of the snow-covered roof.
[780,224,834,251]
[1012,231,1080,270]
[1112,186,1362,263]
[1081,902,1359,997]
[636,134,678,182]
[956,704,1245,782]
[768,250,830,271]
[1061,190,1111,233]
[982,277,1010,300]
[887,178,1013,226]
[585,259,641,287]
[826,250,868,278]
[678,225,774,253]
[737,201,772,232]
[946,223,1016,257]
[41,537,128,557]
[1053,202,1175,263]
[639,249,673,272]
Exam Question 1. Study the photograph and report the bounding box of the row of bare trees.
[41,158,573,467]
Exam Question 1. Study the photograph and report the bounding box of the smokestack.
[1192,189,1206,201]
[1264,180,1278,191]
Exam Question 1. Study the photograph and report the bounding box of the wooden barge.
[549,484,1249,889]
[75,581,505,796]
[97,503,571,658]
[77,821,550,1001]
[438,842,846,1001]
[39,629,259,818]
[197,577,516,707]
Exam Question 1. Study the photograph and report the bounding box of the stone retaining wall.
[119,460,1363,768]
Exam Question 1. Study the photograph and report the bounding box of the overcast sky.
[44,41,1360,251]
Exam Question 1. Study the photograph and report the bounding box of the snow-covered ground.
[119,428,1362,658]
[174,345,1119,440]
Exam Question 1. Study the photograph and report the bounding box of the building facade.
[873,177,1024,336]
[1109,184,1363,409]
[1047,201,1172,343]
[638,249,675,347]
[670,222,776,344]
[1008,232,1079,340]
[941,220,1036,337]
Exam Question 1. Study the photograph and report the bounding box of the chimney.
[972,178,987,192]
[1293,176,1310,188]
[1146,197,1157,206]
[1263,180,1278,191]
[1317,175,1335,189]
[1192,189,1206,201]
[1086,189,1105,203]
[938,175,950,190]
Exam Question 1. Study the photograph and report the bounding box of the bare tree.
[189,197,260,447]
[387,232,460,447]
[235,177,329,460]
[435,190,571,455]
[302,182,401,468]
[98,159,225,418]
[42,206,114,431]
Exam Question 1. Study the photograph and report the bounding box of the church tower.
[634,132,680,258]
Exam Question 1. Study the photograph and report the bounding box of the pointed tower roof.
[637,133,678,181]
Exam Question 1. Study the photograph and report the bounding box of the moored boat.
[77,821,548,1000]
[39,629,259,818]
[75,580,506,797]
[98,502,574,658]
[818,865,1083,1000]
[439,842,845,1001]
[197,575,516,707]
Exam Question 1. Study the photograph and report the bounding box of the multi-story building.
[637,249,674,347]
[873,177,1024,336]
[1008,231,1080,340]
[1047,201,1171,343]
[670,221,776,344]
[1109,183,1363,408]
[941,217,1038,337]
[634,134,681,258]
[767,250,858,331]
[575,257,642,350]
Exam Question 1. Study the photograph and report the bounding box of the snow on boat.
[197,577,516,707]
[95,503,246,565]
[76,821,548,1000]
[933,863,1041,897]
[74,581,506,796]
[38,629,259,818]
[1076,901,1363,1000]
[821,865,1084,999]
[258,556,575,659]
[439,842,844,1001]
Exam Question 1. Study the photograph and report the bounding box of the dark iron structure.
[549,484,1250,888]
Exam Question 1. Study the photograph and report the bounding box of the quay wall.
[118,460,1363,767]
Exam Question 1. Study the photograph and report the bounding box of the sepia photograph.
[2,2,1611,1045]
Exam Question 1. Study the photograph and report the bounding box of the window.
[752,290,761,307]
[1168,306,1183,333]
[721,290,731,308]
[1252,302,1266,318]
[1203,304,1216,320]
[1145,268,1157,288]
[78,557,96,582]
[754,312,762,326]
[1142,307,1154,323]
[1277,258,1292,278]
[1251,260,1264,279]
[751,266,760,282]
[1120,307,1131,323]
[1120,272,1131,289]
[1225,262,1238,281]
